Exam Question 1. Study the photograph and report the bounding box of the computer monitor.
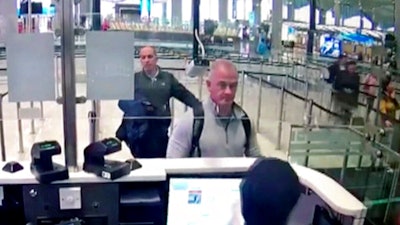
[167,178,245,225]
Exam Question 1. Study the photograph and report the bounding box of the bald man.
[117,46,200,158]
[166,59,261,158]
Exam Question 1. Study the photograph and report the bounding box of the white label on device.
[101,171,111,179]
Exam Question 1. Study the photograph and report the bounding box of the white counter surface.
[0,157,366,219]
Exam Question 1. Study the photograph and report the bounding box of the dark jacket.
[332,72,360,107]
[134,68,201,121]
[326,62,345,84]
[116,68,201,157]
[116,98,155,151]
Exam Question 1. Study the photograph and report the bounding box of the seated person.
[240,157,301,225]
[166,59,261,158]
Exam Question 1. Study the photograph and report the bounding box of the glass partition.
[288,124,400,224]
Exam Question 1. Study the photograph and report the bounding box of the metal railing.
[0,92,8,162]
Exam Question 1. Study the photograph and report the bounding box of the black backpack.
[189,104,252,157]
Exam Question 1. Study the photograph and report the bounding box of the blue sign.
[288,27,295,35]
[249,12,255,26]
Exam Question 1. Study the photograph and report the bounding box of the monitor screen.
[319,35,342,58]
[167,178,245,225]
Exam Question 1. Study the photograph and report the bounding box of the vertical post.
[319,8,326,25]
[252,0,261,25]
[198,74,204,100]
[27,0,32,33]
[384,167,400,222]
[240,71,245,106]
[171,0,182,26]
[40,101,44,119]
[16,103,24,153]
[304,99,313,126]
[0,96,6,162]
[30,101,35,134]
[304,67,310,109]
[92,0,101,31]
[219,0,228,23]
[170,99,175,132]
[161,2,167,24]
[256,76,263,132]
[192,0,200,60]
[271,0,283,53]
[88,0,102,143]
[334,0,341,26]
[61,0,78,169]
[277,73,288,149]
[74,1,80,26]
[395,0,400,68]
[359,10,364,30]
[306,0,316,55]
[287,2,294,21]
[303,100,313,166]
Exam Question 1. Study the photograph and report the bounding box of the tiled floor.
[0,57,365,168]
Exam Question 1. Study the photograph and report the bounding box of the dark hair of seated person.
[240,157,301,225]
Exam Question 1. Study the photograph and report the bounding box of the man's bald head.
[207,59,239,112]
[139,46,158,75]
[209,59,238,81]
[139,46,157,57]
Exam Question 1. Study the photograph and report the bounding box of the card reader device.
[30,141,69,183]
[83,138,131,180]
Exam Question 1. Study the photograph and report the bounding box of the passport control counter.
[0,158,367,225]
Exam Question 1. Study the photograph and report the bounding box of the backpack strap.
[241,110,251,151]
[190,105,205,157]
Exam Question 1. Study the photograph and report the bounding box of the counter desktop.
[0,140,367,225]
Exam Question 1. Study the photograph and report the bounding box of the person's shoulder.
[171,108,195,135]
[159,69,174,78]
[233,103,250,118]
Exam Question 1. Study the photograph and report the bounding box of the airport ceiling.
[286,0,395,28]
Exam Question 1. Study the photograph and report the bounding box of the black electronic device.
[83,138,131,180]
[30,141,69,183]
[2,161,23,173]
[125,159,142,171]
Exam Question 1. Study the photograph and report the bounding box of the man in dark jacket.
[117,46,201,158]
[331,61,360,124]
[325,54,347,84]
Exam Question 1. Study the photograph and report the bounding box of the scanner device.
[30,141,69,183]
[83,138,131,180]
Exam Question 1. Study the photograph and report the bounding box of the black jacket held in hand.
[134,69,201,119]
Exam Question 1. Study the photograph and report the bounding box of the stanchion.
[240,70,245,106]
[0,93,8,162]
[89,100,100,143]
[40,101,44,120]
[170,99,175,133]
[16,102,24,153]
[256,76,263,132]
[198,73,203,100]
[277,73,288,149]
[30,101,35,134]
[303,99,313,167]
